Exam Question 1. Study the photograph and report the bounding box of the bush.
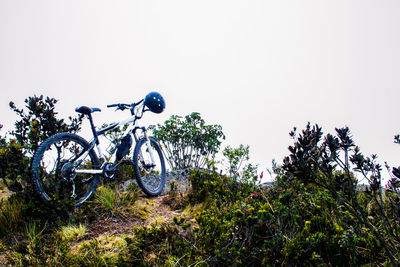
[184,168,390,265]
[222,144,258,182]
[9,95,82,154]
[1,95,82,195]
[0,137,29,193]
[282,123,400,265]
[151,112,225,170]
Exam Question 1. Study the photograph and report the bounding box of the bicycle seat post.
[87,114,99,144]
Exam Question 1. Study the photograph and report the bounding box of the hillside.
[0,172,193,266]
[1,97,400,265]
[0,167,399,266]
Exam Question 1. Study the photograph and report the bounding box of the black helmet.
[144,91,165,113]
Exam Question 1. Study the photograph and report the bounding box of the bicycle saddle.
[75,106,101,115]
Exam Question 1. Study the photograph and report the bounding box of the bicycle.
[31,92,166,207]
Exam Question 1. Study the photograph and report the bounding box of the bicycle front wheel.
[133,137,166,196]
[31,133,100,207]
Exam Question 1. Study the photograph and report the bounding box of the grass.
[74,235,129,266]
[58,223,87,242]
[25,221,45,244]
[0,194,25,236]
[93,183,140,217]
[0,179,190,266]
[94,186,119,214]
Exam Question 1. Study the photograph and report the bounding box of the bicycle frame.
[73,103,157,176]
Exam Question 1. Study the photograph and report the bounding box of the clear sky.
[1,0,400,182]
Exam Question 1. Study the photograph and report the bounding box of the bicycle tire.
[31,132,100,207]
[133,137,166,196]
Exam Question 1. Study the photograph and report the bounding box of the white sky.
[1,0,400,182]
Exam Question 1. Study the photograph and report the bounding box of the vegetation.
[1,95,82,195]
[151,112,225,170]
[223,144,258,182]
[282,124,400,266]
[9,95,82,154]
[0,95,400,265]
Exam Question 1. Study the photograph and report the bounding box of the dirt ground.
[86,194,184,238]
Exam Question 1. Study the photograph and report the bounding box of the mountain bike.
[31,92,166,207]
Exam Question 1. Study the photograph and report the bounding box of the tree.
[151,112,225,170]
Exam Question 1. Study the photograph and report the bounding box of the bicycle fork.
[135,128,157,168]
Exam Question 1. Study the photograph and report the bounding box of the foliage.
[99,122,130,157]
[118,224,191,265]
[9,95,82,154]
[0,95,82,194]
[188,169,257,206]
[57,223,87,242]
[1,156,399,266]
[151,112,225,170]
[0,137,29,193]
[387,134,400,193]
[163,179,189,210]
[3,102,400,266]
[222,144,258,182]
[282,123,400,265]
[92,183,139,217]
[0,194,25,237]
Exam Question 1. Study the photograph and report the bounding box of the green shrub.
[188,169,256,205]
[222,144,258,182]
[151,112,225,170]
[9,95,82,154]
[282,123,399,265]
[0,137,29,193]
[0,95,82,195]
[120,224,191,265]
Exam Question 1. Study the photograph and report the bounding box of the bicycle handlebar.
[106,104,119,108]
[107,99,145,114]
[106,103,130,110]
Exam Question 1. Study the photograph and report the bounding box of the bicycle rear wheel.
[31,133,100,207]
[133,137,166,196]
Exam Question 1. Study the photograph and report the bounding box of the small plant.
[0,194,25,236]
[93,184,140,218]
[94,186,119,214]
[25,221,45,248]
[164,180,188,210]
[22,220,47,264]
[222,144,258,182]
[58,223,87,242]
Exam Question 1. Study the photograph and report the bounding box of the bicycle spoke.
[31,133,100,207]
[134,137,166,196]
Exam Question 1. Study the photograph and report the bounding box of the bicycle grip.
[107,104,118,108]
